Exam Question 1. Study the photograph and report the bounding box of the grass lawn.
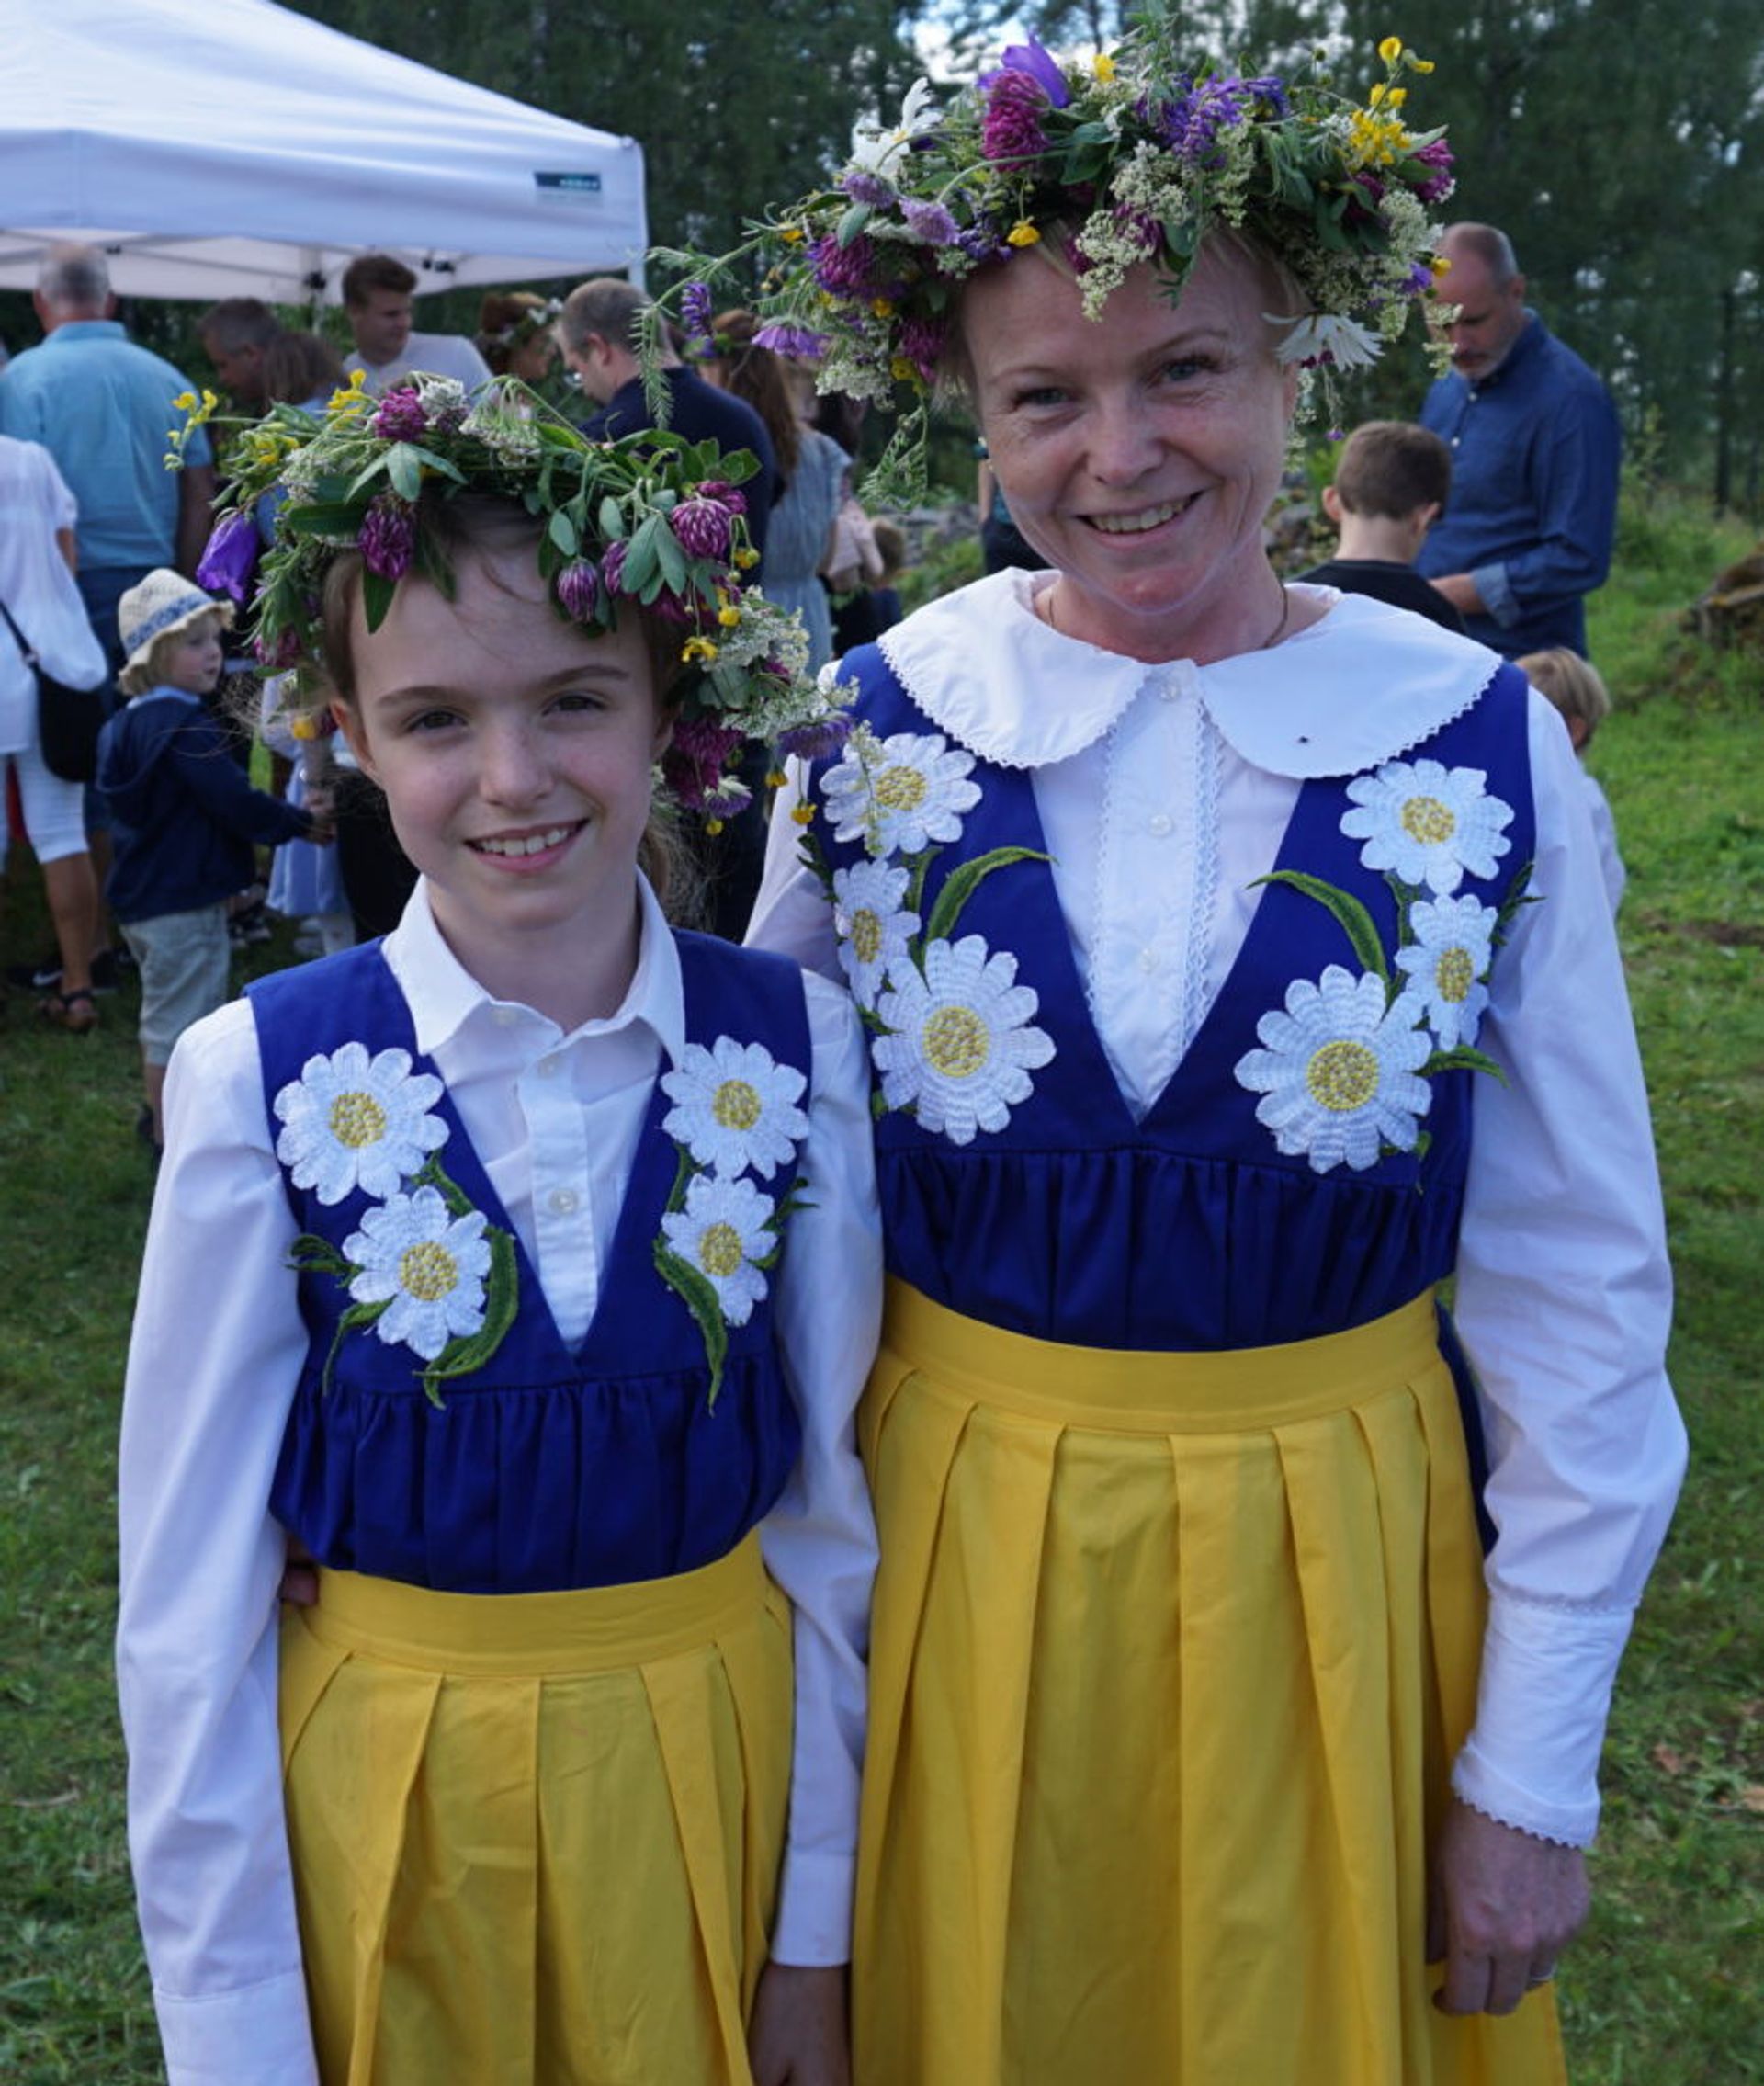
[1,486,1759,2081]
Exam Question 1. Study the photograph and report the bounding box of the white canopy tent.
[0,0,648,304]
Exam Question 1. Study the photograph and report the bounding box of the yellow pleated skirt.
[279,1532,793,2086]
[854,1282,1567,2086]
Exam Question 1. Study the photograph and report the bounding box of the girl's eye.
[552,690,605,715]
[405,708,460,734]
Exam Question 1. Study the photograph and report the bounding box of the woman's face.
[510,330,557,384]
[965,241,1297,663]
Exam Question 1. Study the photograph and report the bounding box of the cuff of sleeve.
[1451,1593,1636,1848]
[1471,561,1518,626]
[155,1968,318,2086]
[768,1845,855,1967]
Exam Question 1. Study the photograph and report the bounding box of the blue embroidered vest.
[247,931,811,1593]
[809,648,1537,1355]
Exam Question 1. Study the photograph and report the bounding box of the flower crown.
[476,296,564,356]
[659,14,1453,501]
[178,372,844,822]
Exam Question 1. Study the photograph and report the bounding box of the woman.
[476,290,562,389]
[707,311,848,673]
[744,26,1683,2086]
[0,431,107,1030]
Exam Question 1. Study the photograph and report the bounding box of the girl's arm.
[116,1002,321,2086]
[758,972,882,1969]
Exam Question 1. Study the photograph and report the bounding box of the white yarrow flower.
[344,1185,491,1360]
[822,726,982,859]
[1340,758,1514,895]
[1268,312,1384,369]
[1395,894,1498,1049]
[660,1173,778,1325]
[274,1042,448,1204]
[848,76,938,176]
[1235,965,1433,1174]
[661,1037,809,1180]
[873,934,1055,1145]
[832,859,921,1009]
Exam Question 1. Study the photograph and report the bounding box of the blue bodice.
[809,650,1537,1352]
[247,932,811,1593]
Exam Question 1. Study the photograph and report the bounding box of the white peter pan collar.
[874,568,1502,780]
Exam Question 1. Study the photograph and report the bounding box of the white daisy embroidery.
[661,1037,809,1181]
[822,725,981,859]
[660,1173,778,1326]
[873,934,1056,1145]
[1235,965,1434,1174]
[274,1042,448,1205]
[832,858,921,1009]
[1395,895,1498,1050]
[1340,758,1514,895]
[343,1185,492,1360]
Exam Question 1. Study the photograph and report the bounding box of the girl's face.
[510,329,557,384]
[336,543,670,1017]
[159,614,227,695]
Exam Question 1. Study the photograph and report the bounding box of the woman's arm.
[116,1003,321,2086]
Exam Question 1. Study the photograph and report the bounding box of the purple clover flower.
[979,39,1071,108]
[776,713,852,761]
[1160,74,1289,164]
[898,315,950,383]
[556,557,602,622]
[1411,137,1455,206]
[810,233,884,300]
[841,170,894,207]
[753,323,830,357]
[358,493,416,581]
[600,539,628,595]
[700,777,754,822]
[980,70,1052,165]
[670,497,732,561]
[254,626,303,673]
[901,198,960,245]
[369,387,429,441]
[663,717,747,810]
[194,510,262,604]
[695,479,748,518]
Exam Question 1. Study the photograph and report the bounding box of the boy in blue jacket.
[97,573,328,1151]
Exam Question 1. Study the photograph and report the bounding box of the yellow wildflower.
[202,389,219,413]
[1412,55,1435,73]
[1369,81,1386,106]
[889,356,920,384]
[781,225,806,245]
[872,297,896,319]
[681,636,718,664]
[767,769,788,790]
[1430,254,1453,278]
[172,390,197,413]
[1378,35,1403,64]
[328,368,369,414]
[288,712,322,743]
[1093,51,1116,84]
[706,817,726,836]
[1006,221,1041,248]
[735,547,761,571]
[790,801,817,827]
[718,604,741,628]
[1388,86,1408,108]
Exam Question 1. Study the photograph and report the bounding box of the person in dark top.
[1300,420,1467,634]
[560,279,778,567]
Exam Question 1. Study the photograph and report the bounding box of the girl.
[117,376,879,2086]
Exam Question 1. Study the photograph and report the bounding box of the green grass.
[2,483,1759,2080]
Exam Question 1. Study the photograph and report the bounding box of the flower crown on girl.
[178,373,846,822]
[657,8,1453,500]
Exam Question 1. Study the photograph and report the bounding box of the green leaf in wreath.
[384,443,425,504]
[654,1241,730,1409]
[1255,869,1391,987]
[924,846,1053,947]
[360,567,396,632]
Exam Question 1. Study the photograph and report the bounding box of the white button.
[1137,948,1158,973]
[548,1188,579,1215]
[537,1056,560,1078]
[1148,812,1172,837]
[492,1005,519,1027]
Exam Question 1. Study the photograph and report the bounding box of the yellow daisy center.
[399,1241,458,1302]
[1435,947,1476,1003]
[329,1090,387,1149]
[1399,794,1456,847]
[699,1221,745,1279]
[873,764,928,813]
[1306,1038,1381,1113]
[850,908,883,966]
[922,1003,990,1081]
[712,1078,763,1132]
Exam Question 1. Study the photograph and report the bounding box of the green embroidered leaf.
[902,845,939,921]
[1421,1045,1510,1085]
[924,846,1052,947]
[1494,857,1542,945]
[419,1226,521,1410]
[289,1233,351,1279]
[321,1297,390,1397]
[1255,870,1390,987]
[870,1087,889,1121]
[654,1242,730,1409]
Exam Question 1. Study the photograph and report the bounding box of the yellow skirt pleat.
[854,1282,1568,2086]
[280,1534,793,2086]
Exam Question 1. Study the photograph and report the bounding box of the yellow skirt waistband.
[882,1280,1441,1434]
[300,1530,769,1676]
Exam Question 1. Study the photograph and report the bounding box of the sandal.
[39,987,98,1034]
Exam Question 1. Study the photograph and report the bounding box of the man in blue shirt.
[0,244,216,674]
[1417,224,1621,660]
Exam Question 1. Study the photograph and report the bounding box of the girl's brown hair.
[709,309,802,483]
[261,330,345,407]
[476,291,552,376]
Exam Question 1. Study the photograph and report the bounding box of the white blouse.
[751,568,1684,1853]
[117,879,881,2086]
[0,434,107,756]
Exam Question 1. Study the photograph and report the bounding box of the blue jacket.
[1417,313,1621,659]
[96,686,311,923]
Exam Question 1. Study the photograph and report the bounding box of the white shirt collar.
[875,568,1500,779]
[381,874,686,1065]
